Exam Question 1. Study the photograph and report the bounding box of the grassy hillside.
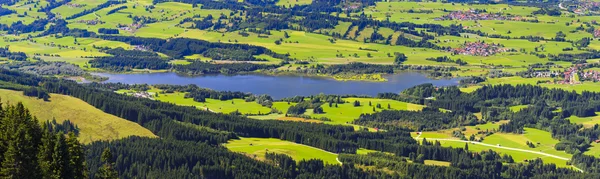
[225,137,340,165]
[0,89,156,144]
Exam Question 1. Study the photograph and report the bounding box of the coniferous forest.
[4,63,600,178]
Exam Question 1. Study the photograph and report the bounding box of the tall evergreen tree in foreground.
[0,100,86,179]
[96,148,118,179]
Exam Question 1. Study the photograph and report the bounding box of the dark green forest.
[4,62,600,178]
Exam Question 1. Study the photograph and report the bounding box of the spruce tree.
[0,103,42,179]
[97,148,118,179]
[66,132,86,179]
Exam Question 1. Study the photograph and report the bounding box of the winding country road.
[415,134,583,172]
[415,134,569,160]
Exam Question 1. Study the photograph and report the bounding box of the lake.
[94,72,461,99]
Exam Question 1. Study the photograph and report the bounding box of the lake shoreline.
[93,72,462,99]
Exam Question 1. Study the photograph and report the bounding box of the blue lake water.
[94,72,461,99]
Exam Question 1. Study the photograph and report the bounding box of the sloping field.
[0,89,156,144]
[225,137,340,164]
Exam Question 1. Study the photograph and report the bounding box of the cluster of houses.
[66,3,86,8]
[594,28,600,38]
[133,45,151,51]
[132,91,153,99]
[449,42,506,56]
[75,20,103,25]
[558,66,583,84]
[436,10,517,21]
[530,71,560,78]
[556,64,600,84]
[118,23,144,33]
[571,1,600,14]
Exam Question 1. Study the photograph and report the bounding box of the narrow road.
[415,134,584,172]
[415,134,569,160]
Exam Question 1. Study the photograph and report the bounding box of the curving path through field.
[415,134,583,172]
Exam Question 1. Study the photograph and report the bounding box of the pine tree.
[97,148,118,179]
[38,125,55,178]
[66,132,86,179]
[50,134,70,179]
[0,103,42,179]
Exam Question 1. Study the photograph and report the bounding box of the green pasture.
[153,91,272,115]
[509,105,529,112]
[567,112,600,128]
[583,142,600,157]
[51,0,106,19]
[1,1,47,24]
[438,140,570,168]
[306,97,425,124]
[459,86,482,93]
[0,89,156,144]
[224,137,340,164]
[481,128,570,159]
[179,29,457,65]
[424,160,451,167]
[276,0,312,7]
[169,59,192,65]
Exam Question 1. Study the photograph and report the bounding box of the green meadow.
[481,128,571,159]
[225,137,340,165]
[151,91,273,115]
[509,105,529,112]
[438,140,570,168]
[567,112,600,128]
[0,89,157,144]
[306,97,425,124]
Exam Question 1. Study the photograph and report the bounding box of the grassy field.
[361,2,592,41]
[509,105,529,112]
[0,89,156,144]
[412,124,572,167]
[438,140,570,168]
[276,0,312,6]
[481,128,570,158]
[567,112,600,127]
[152,91,273,115]
[306,97,425,124]
[224,137,340,164]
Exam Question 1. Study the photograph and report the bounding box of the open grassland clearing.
[459,85,482,93]
[225,137,340,164]
[583,142,600,157]
[1,1,48,24]
[481,128,570,159]
[509,105,529,112]
[152,91,272,115]
[413,123,572,167]
[568,112,600,127]
[410,120,506,139]
[306,97,425,124]
[51,0,106,19]
[438,140,571,168]
[0,89,156,144]
[276,0,312,6]
[0,40,110,58]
